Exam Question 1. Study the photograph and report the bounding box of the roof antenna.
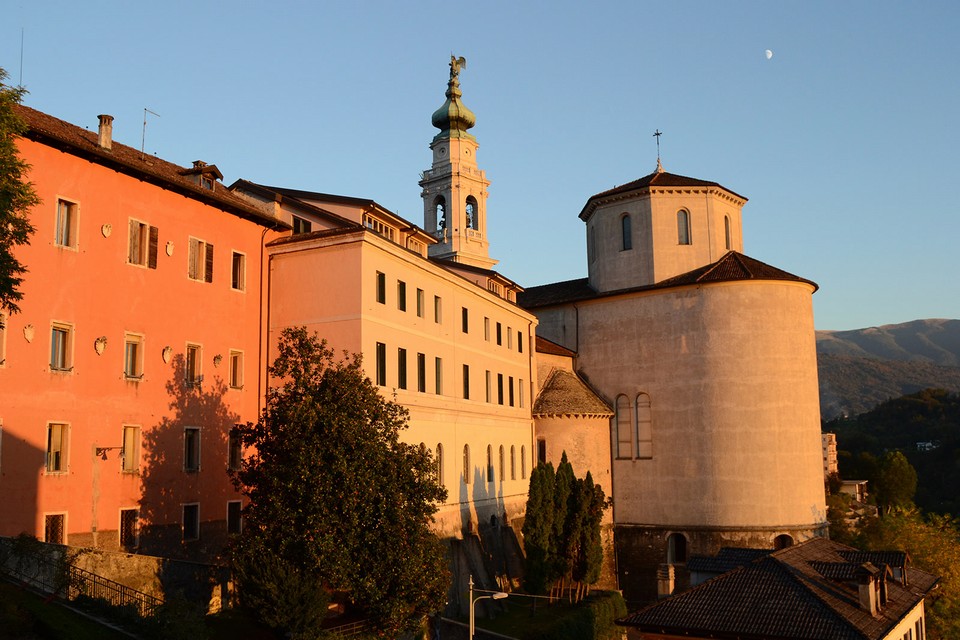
[18,28,24,87]
[141,108,160,159]
[653,129,663,172]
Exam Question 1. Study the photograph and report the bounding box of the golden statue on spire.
[449,55,467,82]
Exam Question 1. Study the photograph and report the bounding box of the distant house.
[618,537,938,640]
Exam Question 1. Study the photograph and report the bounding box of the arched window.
[521,446,527,478]
[636,393,652,458]
[499,445,505,482]
[724,215,732,250]
[677,210,691,245]
[667,533,687,564]
[435,196,446,230]
[621,214,632,251]
[616,395,632,459]
[487,444,494,482]
[537,438,547,465]
[436,443,444,487]
[774,534,794,550]
[466,196,479,230]
[463,444,471,485]
[510,445,516,480]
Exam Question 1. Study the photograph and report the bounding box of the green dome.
[431,71,476,142]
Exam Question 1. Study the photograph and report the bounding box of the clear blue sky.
[4,1,958,330]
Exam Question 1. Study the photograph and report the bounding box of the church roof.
[618,537,939,640]
[518,251,817,310]
[534,368,613,418]
[431,56,477,143]
[579,166,747,221]
[536,335,577,357]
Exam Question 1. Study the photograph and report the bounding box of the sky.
[3,1,958,330]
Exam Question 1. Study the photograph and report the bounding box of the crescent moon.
[765,49,773,60]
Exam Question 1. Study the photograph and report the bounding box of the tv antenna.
[141,108,161,158]
[19,28,25,87]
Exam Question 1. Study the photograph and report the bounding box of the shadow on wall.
[0,431,44,540]
[137,354,239,604]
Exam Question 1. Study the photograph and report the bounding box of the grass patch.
[0,581,132,640]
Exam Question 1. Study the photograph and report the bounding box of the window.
[497,373,504,405]
[667,533,687,563]
[182,504,200,541]
[496,322,502,345]
[363,215,395,241]
[434,296,442,323]
[484,317,490,341]
[120,508,139,549]
[398,348,408,390]
[465,196,479,229]
[518,331,523,353]
[124,333,144,379]
[188,237,214,282]
[128,219,158,268]
[636,393,653,459]
[184,427,200,472]
[55,199,78,248]
[46,423,67,473]
[519,379,525,408]
[510,446,516,480]
[227,501,242,535]
[461,307,469,333]
[376,272,386,304]
[292,215,312,234]
[724,215,731,250]
[462,364,470,399]
[229,350,243,389]
[521,446,527,478]
[436,443,444,486]
[616,395,632,459]
[231,252,246,291]
[499,446,505,482]
[397,281,407,311]
[228,427,242,471]
[376,342,387,386]
[50,323,73,372]
[508,376,515,407]
[773,534,793,550]
[463,445,471,484]
[416,288,425,317]
[122,425,140,473]
[621,214,632,251]
[434,357,442,394]
[537,439,547,465]
[486,445,494,482]
[485,370,492,403]
[507,327,513,350]
[435,197,446,230]
[417,353,426,392]
[44,514,65,544]
[677,210,691,245]
[185,344,202,386]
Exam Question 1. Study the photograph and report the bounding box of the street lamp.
[469,574,508,639]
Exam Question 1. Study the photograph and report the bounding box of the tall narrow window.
[521,446,527,479]
[461,307,469,333]
[518,331,523,353]
[507,327,513,350]
[677,210,691,245]
[376,272,386,304]
[616,395,632,459]
[397,281,407,311]
[55,199,78,248]
[485,370,492,403]
[636,393,653,458]
[417,353,426,392]
[46,423,67,473]
[188,237,214,282]
[537,439,547,465]
[124,333,144,379]
[621,214,632,250]
[508,376,515,407]
[50,323,73,371]
[435,357,442,394]
[231,252,246,291]
[497,374,504,405]
[227,501,243,535]
[434,296,442,323]
[185,344,202,386]
[484,317,490,341]
[465,196,479,229]
[510,445,516,480]
[519,379,525,408]
[122,425,140,473]
[128,219,158,268]
[724,215,732,250]
[376,342,387,386]
[228,427,242,471]
[398,348,408,390]
[436,443,444,486]
[182,504,200,541]
[486,445,494,482]
[416,288,425,317]
[44,514,65,544]
[120,508,139,549]
[496,322,502,345]
[463,445,471,485]
[499,445,505,482]
[435,196,446,230]
[462,364,470,399]
[184,427,200,472]
[229,350,244,389]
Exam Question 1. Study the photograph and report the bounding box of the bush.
[519,591,627,640]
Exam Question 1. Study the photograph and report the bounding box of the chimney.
[657,563,676,599]
[97,114,114,150]
[857,563,880,615]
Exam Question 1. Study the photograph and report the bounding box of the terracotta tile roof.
[580,169,746,221]
[535,335,576,357]
[533,368,613,418]
[687,547,772,574]
[519,251,817,310]
[618,537,939,640]
[15,104,287,229]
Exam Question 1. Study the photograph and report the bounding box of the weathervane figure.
[449,55,467,82]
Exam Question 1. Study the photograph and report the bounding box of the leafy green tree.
[0,68,39,315]
[874,450,918,514]
[230,327,449,636]
[522,462,555,595]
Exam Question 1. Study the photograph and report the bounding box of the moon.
[765,49,773,60]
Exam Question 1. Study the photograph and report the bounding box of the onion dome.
[431,56,476,142]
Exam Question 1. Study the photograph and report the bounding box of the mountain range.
[816,319,960,420]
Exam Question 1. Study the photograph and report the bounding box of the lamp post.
[469,574,508,639]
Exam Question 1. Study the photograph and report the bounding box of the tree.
[874,450,918,514]
[522,462,555,595]
[572,471,606,590]
[230,327,449,636]
[552,453,577,585]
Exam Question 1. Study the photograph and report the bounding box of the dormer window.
[180,160,223,191]
[201,176,214,191]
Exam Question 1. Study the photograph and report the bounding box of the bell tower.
[420,56,496,269]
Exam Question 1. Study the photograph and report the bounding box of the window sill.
[124,374,145,381]
[50,366,74,373]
